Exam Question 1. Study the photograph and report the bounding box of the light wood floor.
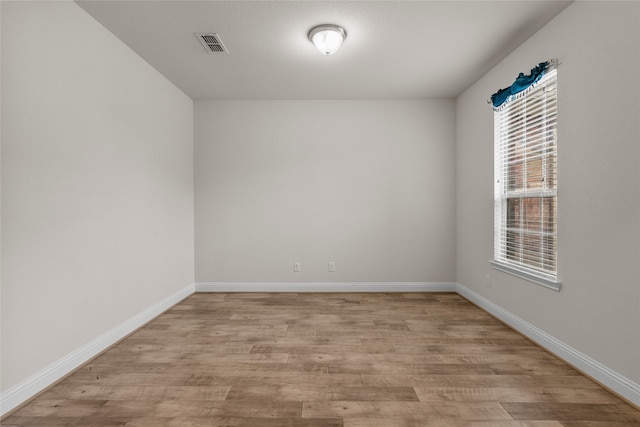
[3,292,640,426]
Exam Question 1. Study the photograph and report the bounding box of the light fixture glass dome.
[308,24,346,56]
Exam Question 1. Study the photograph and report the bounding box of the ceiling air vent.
[195,33,229,54]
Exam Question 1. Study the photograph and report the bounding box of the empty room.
[1,0,639,425]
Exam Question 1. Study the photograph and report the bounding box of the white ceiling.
[76,1,571,100]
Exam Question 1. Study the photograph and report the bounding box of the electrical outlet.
[328,261,336,272]
[294,262,301,272]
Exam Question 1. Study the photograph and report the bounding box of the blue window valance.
[490,61,551,110]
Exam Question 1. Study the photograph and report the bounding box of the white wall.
[1,1,194,393]
[456,1,640,384]
[195,100,455,283]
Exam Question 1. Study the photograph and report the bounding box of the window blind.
[494,68,558,283]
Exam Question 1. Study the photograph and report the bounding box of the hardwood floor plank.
[184,352,290,363]
[111,343,254,354]
[1,416,131,426]
[326,362,496,375]
[180,372,362,387]
[487,362,583,376]
[391,343,542,353]
[169,361,330,376]
[94,400,159,417]
[63,372,193,386]
[431,351,564,364]
[152,400,302,418]
[344,420,563,427]
[250,344,396,354]
[414,386,623,404]
[302,401,512,420]
[558,422,640,427]
[124,417,344,427]
[8,399,107,418]
[3,292,639,426]
[40,384,231,401]
[286,352,447,365]
[225,385,419,402]
[501,402,640,422]
[362,374,601,388]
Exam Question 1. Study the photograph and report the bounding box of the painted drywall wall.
[195,100,455,283]
[456,1,640,383]
[1,1,194,392]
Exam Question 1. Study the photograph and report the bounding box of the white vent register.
[195,33,229,54]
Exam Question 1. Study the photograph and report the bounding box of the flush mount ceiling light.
[308,24,347,56]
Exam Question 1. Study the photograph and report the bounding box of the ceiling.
[76,1,572,100]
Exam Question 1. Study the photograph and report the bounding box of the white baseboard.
[0,283,195,417]
[195,282,457,293]
[456,282,640,407]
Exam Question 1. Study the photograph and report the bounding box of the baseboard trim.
[456,283,640,407]
[195,282,457,293]
[0,283,195,417]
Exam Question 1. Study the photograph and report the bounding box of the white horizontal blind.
[494,69,558,281]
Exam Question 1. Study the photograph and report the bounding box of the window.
[492,67,559,290]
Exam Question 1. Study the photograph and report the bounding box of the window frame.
[491,67,561,291]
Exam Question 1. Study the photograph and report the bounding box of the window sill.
[490,260,561,291]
